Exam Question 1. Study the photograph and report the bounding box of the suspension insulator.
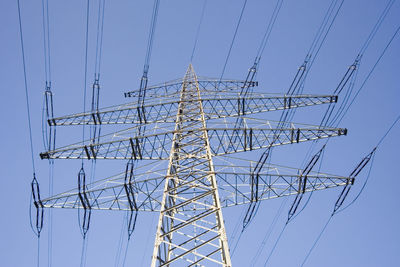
[124,160,138,239]
[78,167,91,236]
[31,175,44,237]
[332,147,376,214]
[43,89,56,152]
[91,79,100,113]
[90,79,101,145]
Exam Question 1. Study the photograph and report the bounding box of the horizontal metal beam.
[48,94,337,126]
[40,125,346,160]
[40,167,351,212]
[123,78,258,98]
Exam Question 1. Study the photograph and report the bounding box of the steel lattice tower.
[36,64,352,266]
[152,65,231,266]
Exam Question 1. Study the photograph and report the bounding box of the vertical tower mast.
[151,65,232,266]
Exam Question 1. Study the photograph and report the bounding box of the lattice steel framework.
[37,64,351,266]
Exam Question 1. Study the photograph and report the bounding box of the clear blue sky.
[1,0,399,266]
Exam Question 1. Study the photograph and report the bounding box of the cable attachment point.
[124,160,138,239]
[78,167,91,237]
[287,59,308,95]
[332,147,376,215]
[31,175,44,237]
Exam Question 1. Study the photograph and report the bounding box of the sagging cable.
[242,146,272,230]
[333,147,376,215]
[235,0,283,126]
[78,167,91,237]
[300,148,376,266]
[287,145,325,223]
[31,175,44,237]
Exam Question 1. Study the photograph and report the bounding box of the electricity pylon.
[37,64,351,266]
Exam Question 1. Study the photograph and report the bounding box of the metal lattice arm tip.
[39,121,347,160]
[47,93,337,126]
[40,163,352,212]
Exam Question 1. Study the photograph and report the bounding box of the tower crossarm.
[123,77,258,98]
[39,123,346,160]
[39,165,351,212]
[47,94,337,126]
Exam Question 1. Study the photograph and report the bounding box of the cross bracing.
[38,64,351,266]
[123,77,258,98]
[40,161,352,212]
[40,118,346,160]
[47,93,337,126]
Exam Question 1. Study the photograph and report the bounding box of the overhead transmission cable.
[298,0,396,182]
[90,0,106,149]
[267,0,395,229]
[262,145,326,266]
[241,1,347,263]
[233,0,284,232]
[40,0,55,266]
[190,0,207,63]
[242,0,343,236]
[114,213,127,267]
[137,0,160,117]
[77,1,92,267]
[300,25,400,267]
[117,3,161,264]
[301,110,400,267]
[17,1,44,267]
[300,147,375,266]
[263,6,398,265]
[227,1,284,252]
[218,0,249,86]
[333,24,400,126]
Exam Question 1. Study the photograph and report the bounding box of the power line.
[17,0,36,175]
[94,0,106,78]
[250,197,288,266]
[190,0,207,63]
[335,112,400,215]
[359,0,396,55]
[238,1,345,254]
[300,0,396,175]
[300,215,333,267]
[336,23,400,125]
[376,113,400,147]
[255,0,283,61]
[300,110,400,265]
[18,2,46,266]
[218,0,248,84]
[81,0,91,165]
[299,0,345,95]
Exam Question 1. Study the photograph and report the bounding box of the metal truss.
[47,93,337,126]
[41,161,352,212]
[150,65,232,266]
[123,77,258,98]
[40,119,346,160]
[38,64,351,266]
